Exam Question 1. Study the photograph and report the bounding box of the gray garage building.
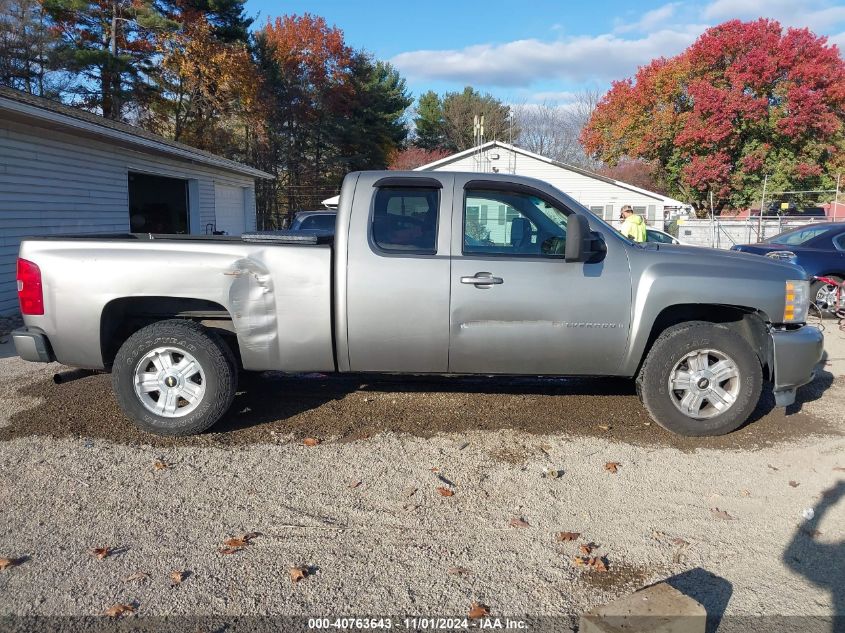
[0,86,272,314]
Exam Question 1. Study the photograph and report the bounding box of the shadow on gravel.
[783,480,845,633]
[664,568,733,633]
[1,365,838,450]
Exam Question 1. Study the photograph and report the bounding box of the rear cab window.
[371,187,439,254]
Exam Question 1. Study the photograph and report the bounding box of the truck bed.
[17,233,336,372]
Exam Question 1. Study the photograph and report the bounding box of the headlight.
[767,250,797,264]
[784,280,809,323]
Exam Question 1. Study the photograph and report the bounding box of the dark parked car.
[290,210,337,233]
[732,222,845,310]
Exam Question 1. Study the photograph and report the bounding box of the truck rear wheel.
[112,319,237,436]
[637,321,762,436]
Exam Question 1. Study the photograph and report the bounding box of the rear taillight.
[17,258,44,315]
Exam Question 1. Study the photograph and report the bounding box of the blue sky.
[245,0,845,104]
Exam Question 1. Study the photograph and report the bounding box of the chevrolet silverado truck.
[11,171,823,437]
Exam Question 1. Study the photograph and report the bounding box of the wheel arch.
[100,296,238,369]
[635,304,771,380]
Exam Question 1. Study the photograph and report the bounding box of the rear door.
[345,173,453,372]
[448,176,632,375]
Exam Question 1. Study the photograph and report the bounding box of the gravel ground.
[0,331,842,630]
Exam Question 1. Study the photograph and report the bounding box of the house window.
[129,172,189,234]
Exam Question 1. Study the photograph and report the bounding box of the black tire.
[810,276,842,317]
[637,321,762,436]
[112,319,237,436]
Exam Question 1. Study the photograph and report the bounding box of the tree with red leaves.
[581,19,845,211]
[388,147,451,170]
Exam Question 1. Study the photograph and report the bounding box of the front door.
[345,173,453,372]
[448,177,632,375]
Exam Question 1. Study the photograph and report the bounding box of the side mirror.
[565,214,593,262]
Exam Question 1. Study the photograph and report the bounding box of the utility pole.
[835,173,841,221]
[757,174,768,243]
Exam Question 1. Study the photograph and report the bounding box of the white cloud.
[392,0,845,91]
[615,2,681,33]
[829,31,845,49]
[527,90,579,103]
[391,27,702,87]
[703,0,845,31]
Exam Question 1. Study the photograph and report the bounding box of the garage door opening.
[129,172,189,233]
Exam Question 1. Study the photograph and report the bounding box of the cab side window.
[464,189,568,257]
[372,187,439,254]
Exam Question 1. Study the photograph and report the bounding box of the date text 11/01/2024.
[307,617,529,630]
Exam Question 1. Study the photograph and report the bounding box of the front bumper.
[769,325,824,406]
[11,327,55,363]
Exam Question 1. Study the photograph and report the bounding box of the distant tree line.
[8,7,829,219]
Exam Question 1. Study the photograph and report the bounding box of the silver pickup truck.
[12,171,823,437]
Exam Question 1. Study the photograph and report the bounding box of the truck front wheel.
[637,321,762,436]
[112,319,237,436]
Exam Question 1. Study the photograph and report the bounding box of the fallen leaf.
[801,527,822,538]
[123,571,149,583]
[153,460,170,471]
[604,462,621,474]
[651,530,666,541]
[468,602,489,619]
[671,537,690,546]
[643,421,651,426]
[403,504,421,512]
[348,480,362,489]
[0,558,20,571]
[448,566,471,576]
[767,464,779,471]
[289,566,308,583]
[597,425,611,431]
[556,531,580,542]
[436,486,454,497]
[711,508,735,520]
[789,481,800,488]
[219,547,242,555]
[169,570,187,585]
[589,557,609,572]
[103,604,134,618]
[509,517,530,528]
[90,547,111,560]
[303,437,320,447]
[833,467,845,472]
[405,487,418,497]
[740,489,751,497]
[223,533,260,548]
[579,543,595,555]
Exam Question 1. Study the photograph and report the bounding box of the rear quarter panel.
[18,239,335,372]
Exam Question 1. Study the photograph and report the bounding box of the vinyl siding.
[0,118,258,313]
[429,146,666,223]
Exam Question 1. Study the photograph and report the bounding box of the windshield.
[766,225,829,246]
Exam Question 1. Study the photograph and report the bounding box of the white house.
[415,141,688,227]
[0,86,272,313]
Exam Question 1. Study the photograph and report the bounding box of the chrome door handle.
[460,272,503,286]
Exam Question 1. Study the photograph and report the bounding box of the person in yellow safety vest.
[619,205,647,242]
